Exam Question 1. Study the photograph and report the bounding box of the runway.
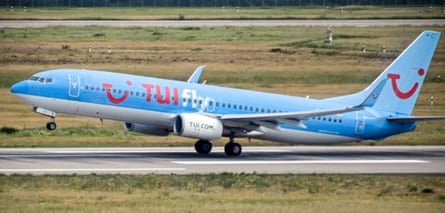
[1,146,444,175]
[1,19,444,28]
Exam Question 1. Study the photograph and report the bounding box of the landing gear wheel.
[46,122,57,131]
[224,142,242,157]
[194,140,212,154]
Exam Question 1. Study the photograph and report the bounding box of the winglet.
[187,65,206,83]
[359,79,387,108]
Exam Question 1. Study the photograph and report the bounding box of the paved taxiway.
[1,19,444,28]
[0,146,444,175]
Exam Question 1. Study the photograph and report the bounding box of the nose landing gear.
[33,107,57,131]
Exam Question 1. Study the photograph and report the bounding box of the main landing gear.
[194,139,212,154]
[194,137,242,157]
[46,117,57,131]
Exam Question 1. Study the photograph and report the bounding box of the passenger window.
[46,78,52,83]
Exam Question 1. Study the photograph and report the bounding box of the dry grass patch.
[0,174,444,213]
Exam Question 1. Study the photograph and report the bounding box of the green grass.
[1,6,444,20]
[0,174,444,212]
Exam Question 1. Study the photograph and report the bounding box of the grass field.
[1,11,445,213]
[0,174,444,212]
[1,6,445,20]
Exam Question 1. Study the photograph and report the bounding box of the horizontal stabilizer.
[387,116,445,123]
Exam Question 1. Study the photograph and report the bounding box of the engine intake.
[174,113,223,141]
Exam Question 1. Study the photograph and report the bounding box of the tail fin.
[327,31,441,115]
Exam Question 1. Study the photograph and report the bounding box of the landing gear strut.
[194,139,212,154]
[224,136,242,157]
[46,117,57,131]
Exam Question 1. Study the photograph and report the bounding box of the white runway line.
[173,160,430,165]
[0,168,186,173]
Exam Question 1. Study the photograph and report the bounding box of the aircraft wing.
[220,106,359,122]
[387,116,445,123]
[219,78,388,128]
[219,106,360,129]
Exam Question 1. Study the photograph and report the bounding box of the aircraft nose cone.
[10,81,28,94]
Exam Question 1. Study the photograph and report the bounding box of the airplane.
[10,30,444,156]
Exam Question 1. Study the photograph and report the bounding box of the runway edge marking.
[0,168,186,173]
[173,160,430,165]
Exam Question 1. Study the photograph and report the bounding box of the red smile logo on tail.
[387,68,424,99]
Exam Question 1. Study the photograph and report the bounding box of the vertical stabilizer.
[328,31,441,115]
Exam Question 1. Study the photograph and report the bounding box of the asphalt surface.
[1,19,444,28]
[1,146,444,175]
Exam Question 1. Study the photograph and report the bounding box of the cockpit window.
[29,76,39,81]
[29,76,52,83]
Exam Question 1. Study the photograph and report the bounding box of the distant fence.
[2,0,444,7]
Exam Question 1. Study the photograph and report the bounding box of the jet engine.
[124,123,169,136]
[173,113,223,141]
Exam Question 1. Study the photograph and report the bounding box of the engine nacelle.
[173,113,223,141]
[124,123,169,136]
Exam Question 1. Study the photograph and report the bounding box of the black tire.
[46,122,57,131]
[224,142,242,157]
[194,140,212,154]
